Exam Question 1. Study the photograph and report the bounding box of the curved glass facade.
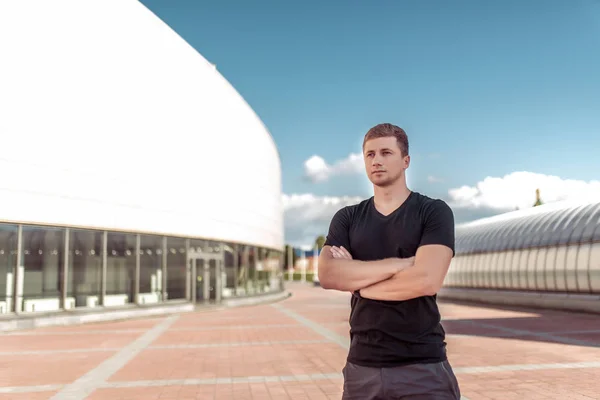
[0,222,284,315]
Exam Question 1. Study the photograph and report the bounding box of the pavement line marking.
[0,340,331,355]
[150,339,330,349]
[446,328,600,339]
[48,315,179,400]
[97,373,344,388]
[454,360,600,374]
[2,323,301,335]
[0,348,121,356]
[0,384,64,394]
[1,329,147,336]
[169,323,301,331]
[271,303,350,349]
[3,360,600,393]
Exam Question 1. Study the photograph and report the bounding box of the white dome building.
[0,0,284,316]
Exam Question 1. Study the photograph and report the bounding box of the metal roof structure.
[455,200,600,254]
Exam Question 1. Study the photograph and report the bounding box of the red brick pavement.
[0,282,598,399]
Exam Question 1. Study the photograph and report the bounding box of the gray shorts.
[341,359,461,400]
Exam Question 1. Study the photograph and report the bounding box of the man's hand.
[330,246,352,260]
[398,256,416,271]
[330,246,415,273]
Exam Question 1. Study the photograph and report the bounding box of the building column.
[14,225,23,314]
[101,231,107,306]
[162,236,167,301]
[135,234,140,304]
[233,244,239,296]
[185,239,191,301]
[60,228,69,310]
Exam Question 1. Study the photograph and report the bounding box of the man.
[318,123,461,399]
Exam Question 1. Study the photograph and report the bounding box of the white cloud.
[283,171,600,248]
[448,171,600,212]
[303,153,363,182]
[282,193,364,249]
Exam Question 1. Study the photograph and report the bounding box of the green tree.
[283,245,298,269]
[533,188,543,207]
[315,235,326,250]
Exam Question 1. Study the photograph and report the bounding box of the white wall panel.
[524,249,537,290]
[575,243,591,292]
[554,246,568,291]
[476,253,487,286]
[589,242,600,292]
[0,1,283,250]
[495,252,508,289]
[479,253,491,287]
[446,258,458,286]
[533,248,547,291]
[564,245,579,291]
[543,247,557,291]
[513,249,528,289]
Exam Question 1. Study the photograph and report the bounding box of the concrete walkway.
[1,282,599,399]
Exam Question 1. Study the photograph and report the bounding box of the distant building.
[292,249,319,272]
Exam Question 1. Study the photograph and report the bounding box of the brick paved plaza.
[1,282,600,399]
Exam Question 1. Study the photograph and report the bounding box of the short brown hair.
[363,123,409,156]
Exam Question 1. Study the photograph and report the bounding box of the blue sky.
[141,0,600,247]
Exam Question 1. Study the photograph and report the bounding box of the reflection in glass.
[0,224,18,314]
[22,226,65,312]
[139,234,163,303]
[106,232,136,305]
[1,220,287,311]
[68,229,103,308]
[236,245,249,296]
[223,243,238,297]
[166,237,187,300]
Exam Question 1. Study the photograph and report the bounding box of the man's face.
[363,137,410,187]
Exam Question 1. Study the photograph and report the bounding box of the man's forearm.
[319,258,406,292]
[359,265,433,301]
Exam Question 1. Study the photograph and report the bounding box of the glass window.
[222,242,237,298]
[236,244,249,296]
[248,246,257,294]
[68,229,103,308]
[139,234,163,303]
[106,232,136,305]
[0,224,18,314]
[166,237,187,300]
[21,226,65,311]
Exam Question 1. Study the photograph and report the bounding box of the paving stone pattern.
[1,282,599,399]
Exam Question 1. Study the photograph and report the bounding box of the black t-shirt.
[323,191,455,368]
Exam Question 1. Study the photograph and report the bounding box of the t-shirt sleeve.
[323,207,352,250]
[419,200,455,256]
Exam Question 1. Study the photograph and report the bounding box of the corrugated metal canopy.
[455,200,600,254]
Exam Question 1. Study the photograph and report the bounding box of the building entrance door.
[188,250,223,304]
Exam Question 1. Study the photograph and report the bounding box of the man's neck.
[373,180,412,216]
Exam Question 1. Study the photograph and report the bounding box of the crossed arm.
[317,246,414,292]
[320,244,453,301]
[319,201,455,301]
